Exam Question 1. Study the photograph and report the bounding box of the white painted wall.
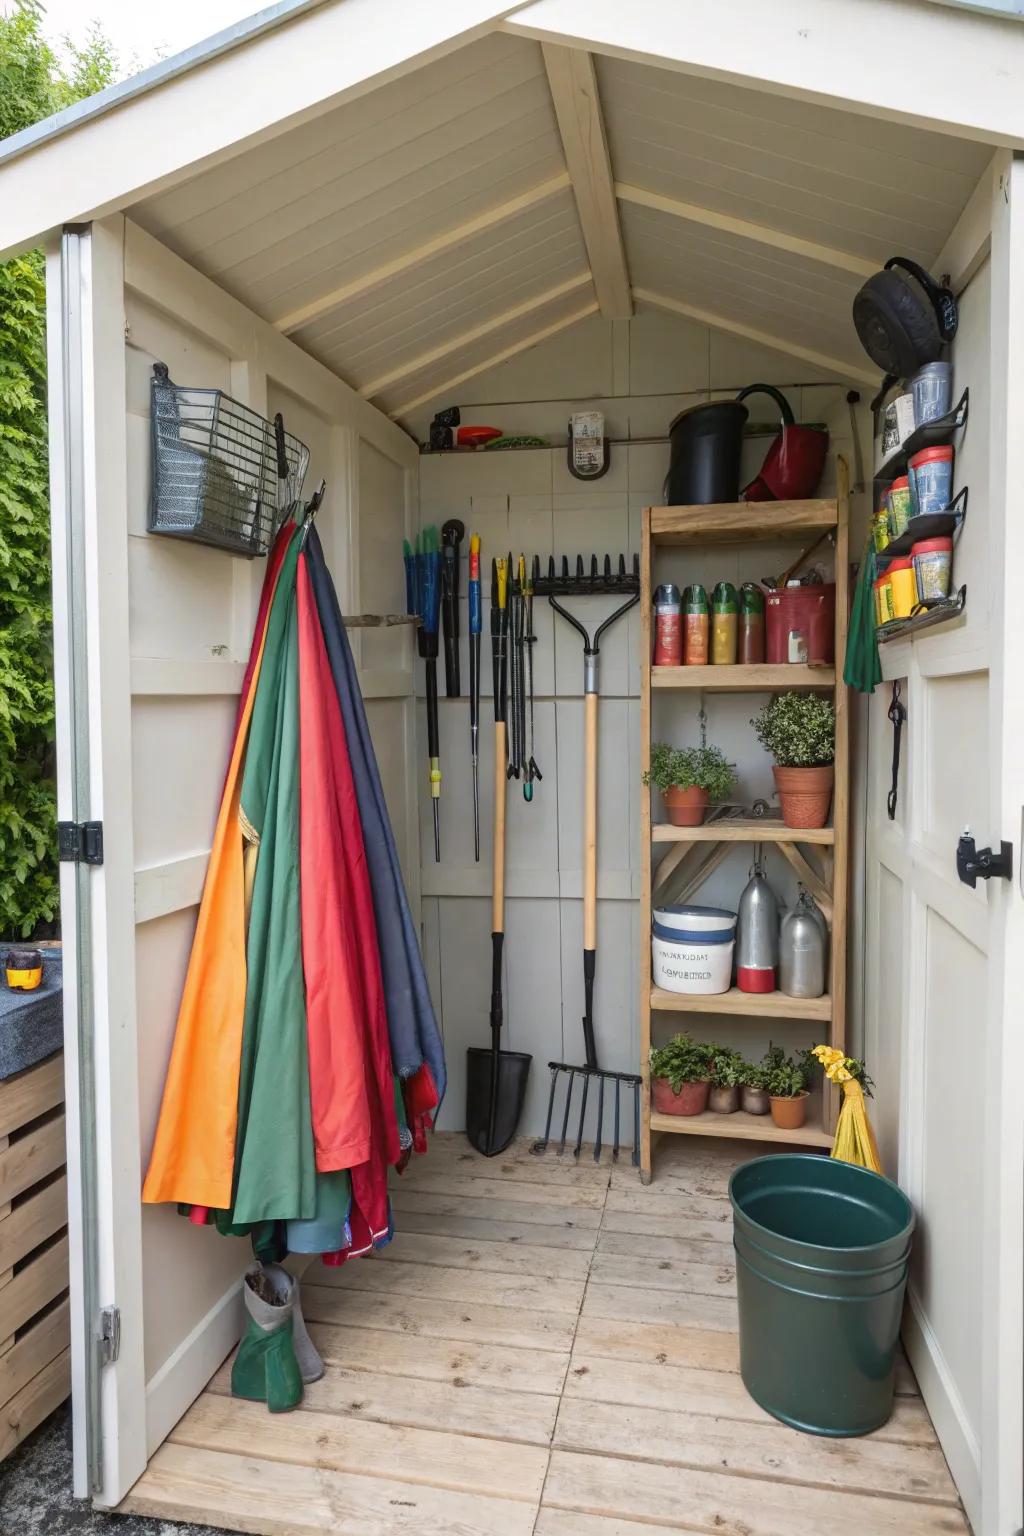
[416,302,871,1140]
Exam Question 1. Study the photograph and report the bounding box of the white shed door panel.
[864,228,1022,1536]
[50,215,419,1507]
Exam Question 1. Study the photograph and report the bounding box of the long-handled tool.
[404,528,442,860]
[441,519,464,696]
[465,557,532,1155]
[468,533,482,860]
[531,554,643,1164]
[524,556,542,801]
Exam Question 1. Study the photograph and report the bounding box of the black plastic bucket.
[667,400,748,505]
[730,1154,914,1437]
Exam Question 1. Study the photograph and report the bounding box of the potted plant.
[751,693,836,829]
[762,1044,810,1129]
[738,1058,770,1115]
[649,1033,714,1115]
[708,1045,744,1114]
[643,743,736,827]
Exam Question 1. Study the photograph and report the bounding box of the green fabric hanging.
[230,537,317,1225]
[844,536,883,695]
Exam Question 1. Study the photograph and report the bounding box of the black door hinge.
[956,831,1012,888]
[58,820,104,865]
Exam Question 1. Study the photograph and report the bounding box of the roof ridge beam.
[389,298,599,417]
[616,183,875,279]
[542,44,632,318]
[274,172,572,334]
[359,271,592,398]
[633,287,876,385]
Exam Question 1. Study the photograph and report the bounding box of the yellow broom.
[812,1045,882,1175]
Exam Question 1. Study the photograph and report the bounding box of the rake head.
[534,552,639,598]
[531,1061,642,1166]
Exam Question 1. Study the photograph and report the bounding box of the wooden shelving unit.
[639,471,850,1181]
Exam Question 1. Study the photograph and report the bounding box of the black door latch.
[956,832,1012,888]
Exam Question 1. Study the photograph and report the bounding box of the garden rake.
[531,555,643,1165]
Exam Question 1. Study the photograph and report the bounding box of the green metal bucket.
[729,1154,915,1437]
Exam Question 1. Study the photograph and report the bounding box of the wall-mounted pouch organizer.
[149,362,309,556]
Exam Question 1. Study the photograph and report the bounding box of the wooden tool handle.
[583,691,597,950]
[492,719,506,934]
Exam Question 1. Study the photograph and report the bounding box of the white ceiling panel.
[124,29,992,419]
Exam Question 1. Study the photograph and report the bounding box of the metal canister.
[653,583,682,665]
[779,892,827,998]
[735,858,779,993]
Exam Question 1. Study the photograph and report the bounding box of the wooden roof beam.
[505,0,1024,149]
[359,271,592,398]
[541,44,632,318]
[616,184,875,280]
[633,287,877,385]
[389,298,599,417]
[275,172,572,334]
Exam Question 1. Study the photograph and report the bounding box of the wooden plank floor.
[122,1133,968,1536]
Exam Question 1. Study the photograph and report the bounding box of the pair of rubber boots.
[230,1262,323,1413]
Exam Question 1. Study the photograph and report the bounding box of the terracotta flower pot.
[769,1090,809,1130]
[741,1085,770,1115]
[773,764,834,829]
[651,1076,711,1116]
[708,1084,739,1114]
[662,785,709,827]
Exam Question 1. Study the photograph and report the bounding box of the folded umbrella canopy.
[144,506,444,1261]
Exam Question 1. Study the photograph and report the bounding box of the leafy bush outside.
[0,2,115,938]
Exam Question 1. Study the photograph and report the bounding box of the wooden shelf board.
[650,1108,833,1147]
[651,664,835,691]
[649,500,837,546]
[652,819,834,845]
[650,986,832,1021]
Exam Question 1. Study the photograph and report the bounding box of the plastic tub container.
[651,908,736,995]
[653,905,736,935]
[911,536,953,600]
[764,584,836,665]
[730,1155,914,1436]
[886,475,913,538]
[911,361,951,426]
[887,557,918,619]
[652,932,734,995]
[873,572,894,626]
[908,444,954,518]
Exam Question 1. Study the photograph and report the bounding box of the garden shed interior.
[2,2,1024,1533]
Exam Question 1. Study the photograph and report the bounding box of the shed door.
[862,154,1024,1536]
[48,217,421,1509]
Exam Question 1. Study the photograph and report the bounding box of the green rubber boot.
[231,1264,304,1413]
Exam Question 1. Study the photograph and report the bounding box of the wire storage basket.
[149,362,310,556]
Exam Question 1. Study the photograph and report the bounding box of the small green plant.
[737,1059,768,1091]
[643,743,736,800]
[649,1033,714,1092]
[762,1044,809,1099]
[751,693,835,768]
[708,1045,745,1089]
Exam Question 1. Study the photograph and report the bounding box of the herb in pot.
[643,743,736,827]
[649,1033,715,1117]
[751,693,836,830]
[762,1044,811,1130]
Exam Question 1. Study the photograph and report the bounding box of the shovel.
[465,556,531,1155]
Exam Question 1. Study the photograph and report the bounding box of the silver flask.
[735,856,779,988]
[779,892,827,998]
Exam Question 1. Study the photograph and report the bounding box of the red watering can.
[737,384,829,502]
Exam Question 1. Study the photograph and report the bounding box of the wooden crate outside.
[0,1052,70,1462]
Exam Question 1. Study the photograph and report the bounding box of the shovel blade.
[465,1046,532,1157]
